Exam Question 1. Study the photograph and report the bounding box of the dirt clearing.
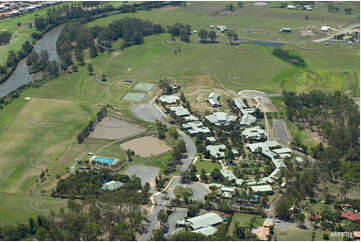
[89,117,145,140]
[120,136,171,157]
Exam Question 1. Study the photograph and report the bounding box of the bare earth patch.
[120,136,171,157]
[157,5,181,11]
[304,128,328,145]
[89,117,145,140]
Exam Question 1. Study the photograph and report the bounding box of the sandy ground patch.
[111,51,122,57]
[157,5,181,11]
[124,165,160,186]
[89,116,145,140]
[258,97,278,112]
[120,136,171,157]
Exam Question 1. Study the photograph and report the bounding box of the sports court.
[273,119,291,143]
[122,92,146,102]
[132,83,155,92]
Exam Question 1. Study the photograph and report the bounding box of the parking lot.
[124,165,160,186]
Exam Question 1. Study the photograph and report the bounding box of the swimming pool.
[93,156,116,165]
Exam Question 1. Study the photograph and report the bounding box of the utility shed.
[280,27,292,32]
[206,92,220,107]
[158,95,180,104]
[186,212,223,230]
[101,181,124,191]
[250,184,273,193]
[193,226,217,236]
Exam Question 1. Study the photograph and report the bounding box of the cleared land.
[89,116,145,140]
[130,103,165,123]
[120,136,171,157]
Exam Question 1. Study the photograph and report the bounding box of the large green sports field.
[0,1,359,225]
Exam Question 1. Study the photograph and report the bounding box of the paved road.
[132,103,197,240]
[166,208,188,237]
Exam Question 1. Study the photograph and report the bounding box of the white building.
[158,95,180,104]
[207,144,226,158]
[206,92,220,107]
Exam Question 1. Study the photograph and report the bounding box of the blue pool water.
[93,156,116,165]
[253,42,284,47]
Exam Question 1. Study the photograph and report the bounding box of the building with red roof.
[341,210,360,221]
[309,214,321,221]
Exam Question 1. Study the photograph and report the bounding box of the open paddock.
[120,136,171,157]
[89,116,145,140]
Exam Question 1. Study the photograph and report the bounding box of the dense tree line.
[0,32,12,45]
[77,106,107,143]
[272,47,306,67]
[283,90,359,184]
[57,17,163,70]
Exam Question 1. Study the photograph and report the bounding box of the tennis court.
[122,92,146,102]
[132,83,155,92]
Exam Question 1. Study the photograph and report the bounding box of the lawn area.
[195,159,222,174]
[228,213,264,235]
[174,185,193,198]
[286,120,318,150]
[90,34,292,93]
[0,192,67,226]
[276,227,339,241]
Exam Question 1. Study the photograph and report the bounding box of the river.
[0,25,63,97]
